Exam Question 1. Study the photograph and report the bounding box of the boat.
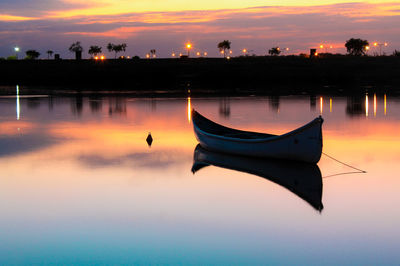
[192,145,323,211]
[192,109,323,163]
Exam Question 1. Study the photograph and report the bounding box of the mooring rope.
[322,152,367,178]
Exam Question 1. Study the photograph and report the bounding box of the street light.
[372,42,388,56]
[319,44,329,53]
[186,43,192,57]
[14,46,20,59]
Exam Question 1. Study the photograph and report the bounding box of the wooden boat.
[192,144,323,211]
[192,109,323,163]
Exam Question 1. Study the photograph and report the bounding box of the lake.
[0,89,399,265]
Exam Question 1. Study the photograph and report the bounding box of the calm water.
[0,90,399,265]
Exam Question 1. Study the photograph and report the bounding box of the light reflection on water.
[0,92,399,265]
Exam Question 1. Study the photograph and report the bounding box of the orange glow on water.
[329,98,332,113]
[365,94,369,117]
[374,93,377,117]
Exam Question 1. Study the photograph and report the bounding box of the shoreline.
[1,56,399,95]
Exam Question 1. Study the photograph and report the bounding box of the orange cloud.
[0,14,35,21]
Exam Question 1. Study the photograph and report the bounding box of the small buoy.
[146,132,153,147]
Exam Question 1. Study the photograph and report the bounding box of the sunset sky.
[0,0,399,58]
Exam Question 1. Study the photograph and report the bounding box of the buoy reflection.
[373,93,377,117]
[365,94,369,117]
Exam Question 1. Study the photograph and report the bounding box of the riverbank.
[1,56,399,94]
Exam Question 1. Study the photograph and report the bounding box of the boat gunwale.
[192,110,323,143]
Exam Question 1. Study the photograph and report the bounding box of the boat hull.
[192,110,323,163]
[192,145,323,211]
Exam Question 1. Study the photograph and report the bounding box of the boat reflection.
[191,145,323,211]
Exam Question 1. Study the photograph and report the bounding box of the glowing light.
[146,53,150,58]
[320,96,323,114]
[187,97,191,123]
[384,42,388,46]
[365,46,370,50]
[220,50,224,54]
[172,52,176,57]
[329,98,332,113]
[286,47,290,51]
[100,55,105,60]
[226,56,231,59]
[277,47,280,51]
[329,45,333,49]
[319,45,324,49]
[16,85,20,121]
[229,50,233,54]
[384,94,387,116]
[196,52,200,56]
[179,53,182,56]
[14,47,20,52]
[373,93,377,117]
[152,54,156,58]
[365,94,369,117]
[203,52,208,56]
[94,56,98,60]
[186,43,192,57]
[373,42,378,46]
[315,52,318,56]
[242,49,247,53]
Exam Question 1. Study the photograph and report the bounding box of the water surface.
[0,91,399,265]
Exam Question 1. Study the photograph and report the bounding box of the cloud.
[0,0,99,17]
[0,133,62,157]
[78,151,188,169]
[0,2,399,57]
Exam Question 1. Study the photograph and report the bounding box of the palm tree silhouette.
[46,50,53,59]
[88,46,102,58]
[218,40,231,58]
